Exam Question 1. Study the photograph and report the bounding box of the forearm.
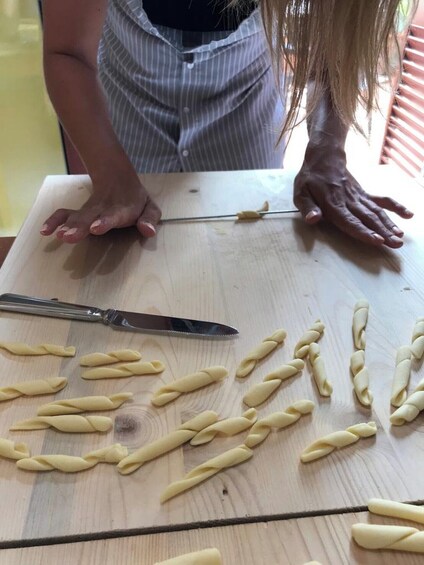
[44,53,133,180]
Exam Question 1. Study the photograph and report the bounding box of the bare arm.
[41,0,160,242]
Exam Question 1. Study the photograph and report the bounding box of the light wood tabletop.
[0,166,423,546]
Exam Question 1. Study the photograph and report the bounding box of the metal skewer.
[160,209,300,223]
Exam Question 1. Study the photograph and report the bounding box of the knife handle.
[0,294,105,323]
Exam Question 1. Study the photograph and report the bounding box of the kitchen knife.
[0,294,238,337]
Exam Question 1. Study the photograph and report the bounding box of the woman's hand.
[40,167,161,243]
[293,147,413,248]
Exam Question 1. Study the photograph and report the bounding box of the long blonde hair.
[233,0,417,136]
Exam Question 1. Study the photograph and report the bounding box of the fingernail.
[91,220,102,229]
[390,235,403,245]
[405,209,414,217]
[64,228,77,236]
[141,222,156,234]
[40,223,48,234]
[305,210,319,221]
[392,226,404,237]
[372,233,385,243]
[57,225,68,233]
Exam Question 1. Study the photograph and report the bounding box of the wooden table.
[0,166,423,562]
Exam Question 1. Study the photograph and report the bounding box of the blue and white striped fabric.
[98,0,285,173]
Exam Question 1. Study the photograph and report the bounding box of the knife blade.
[0,294,238,337]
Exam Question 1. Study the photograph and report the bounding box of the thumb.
[294,192,322,225]
[136,198,162,238]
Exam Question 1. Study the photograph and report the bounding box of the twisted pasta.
[369,498,424,525]
[0,377,67,402]
[236,329,287,378]
[243,359,304,407]
[0,342,75,357]
[390,391,424,425]
[293,320,325,359]
[0,438,30,460]
[352,523,424,553]
[152,366,228,407]
[244,400,315,448]
[118,411,218,475]
[79,349,142,366]
[308,343,333,397]
[160,444,253,503]
[82,360,165,380]
[37,392,133,416]
[352,299,369,350]
[190,409,257,446]
[154,548,222,565]
[236,200,269,220]
[390,346,412,407]
[350,350,373,407]
[411,317,424,360]
[300,421,377,463]
[10,415,112,433]
[17,443,128,473]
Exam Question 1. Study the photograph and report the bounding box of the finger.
[56,209,101,243]
[137,199,162,237]
[329,207,386,247]
[293,190,323,225]
[360,198,404,237]
[89,206,139,236]
[40,209,71,235]
[348,202,403,248]
[369,195,414,219]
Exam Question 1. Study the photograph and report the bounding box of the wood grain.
[2,511,424,564]
[0,167,423,544]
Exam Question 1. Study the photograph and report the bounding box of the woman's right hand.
[40,167,162,243]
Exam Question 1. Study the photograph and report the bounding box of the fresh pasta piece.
[236,329,287,378]
[390,390,424,425]
[118,411,218,475]
[17,443,127,473]
[37,392,133,416]
[190,409,257,446]
[154,548,222,565]
[236,200,269,220]
[152,366,228,407]
[390,346,412,407]
[352,523,424,553]
[369,498,424,525]
[79,349,142,366]
[0,342,75,357]
[243,359,304,407]
[82,360,165,380]
[350,350,373,407]
[244,400,314,449]
[300,421,377,463]
[0,377,67,402]
[352,299,369,350]
[160,444,253,503]
[0,438,30,460]
[10,415,112,433]
[410,317,424,360]
[308,343,333,397]
[293,320,325,359]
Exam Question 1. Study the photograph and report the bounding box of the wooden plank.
[2,511,424,564]
[0,167,424,545]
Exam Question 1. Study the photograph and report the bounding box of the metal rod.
[160,209,300,223]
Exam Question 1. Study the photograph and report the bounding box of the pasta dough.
[154,548,222,565]
[79,349,142,366]
[0,438,30,460]
[236,329,287,378]
[294,320,325,359]
[411,317,424,360]
[160,444,253,503]
[300,421,377,463]
[37,392,133,416]
[350,350,373,407]
[308,343,333,397]
[0,342,75,357]
[352,299,369,350]
[243,359,304,407]
[151,366,228,407]
[390,346,412,407]
[0,377,67,402]
[236,200,269,220]
[82,360,165,380]
[10,415,112,433]
[244,400,315,449]
[390,390,424,425]
[368,498,424,525]
[352,523,424,553]
[190,408,257,446]
[118,411,218,475]
[17,443,128,472]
